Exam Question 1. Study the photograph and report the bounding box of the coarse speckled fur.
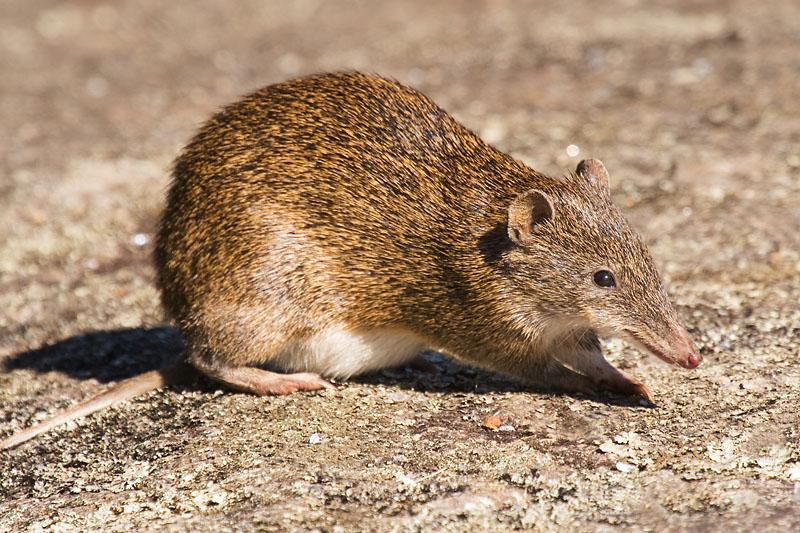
[155,71,699,395]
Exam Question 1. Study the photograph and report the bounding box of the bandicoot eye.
[593,270,616,288]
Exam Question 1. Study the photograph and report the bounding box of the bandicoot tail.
[0,361,193,450]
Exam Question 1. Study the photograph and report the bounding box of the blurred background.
[1,1,799,531]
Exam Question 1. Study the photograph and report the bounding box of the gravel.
[1,1,799,531]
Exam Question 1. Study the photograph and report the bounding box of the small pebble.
[482,415,502,430]
[308,433,322,445]
[131,233,149,246]
[616,462,636,473]
[386,391,410,403]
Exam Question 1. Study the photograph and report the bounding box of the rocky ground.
[1,0,799,531]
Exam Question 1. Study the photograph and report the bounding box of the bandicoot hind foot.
[264,372,336,395]
[201,366,335,396]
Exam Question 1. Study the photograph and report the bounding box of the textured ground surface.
[1,0,799,531]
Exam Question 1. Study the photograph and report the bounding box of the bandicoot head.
[505,159,701,369]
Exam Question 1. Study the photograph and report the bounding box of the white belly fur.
[272,326,430,379]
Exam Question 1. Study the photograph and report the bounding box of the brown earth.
[1,0,799,531]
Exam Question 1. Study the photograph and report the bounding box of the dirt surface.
[1,0,799,531]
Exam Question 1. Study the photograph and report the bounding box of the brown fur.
[155,71,698,381]
[1,72,701,449]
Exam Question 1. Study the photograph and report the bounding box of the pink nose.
[686,350,702,369]
[679,336,703,369]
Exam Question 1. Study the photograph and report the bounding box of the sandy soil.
[1,0,799,531]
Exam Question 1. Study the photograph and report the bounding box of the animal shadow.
[353,353,652,408]
[3,329,649,408]
[3,327,184,384]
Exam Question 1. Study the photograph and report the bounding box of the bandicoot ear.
[508,189,554,245]
[576,158,610,192]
